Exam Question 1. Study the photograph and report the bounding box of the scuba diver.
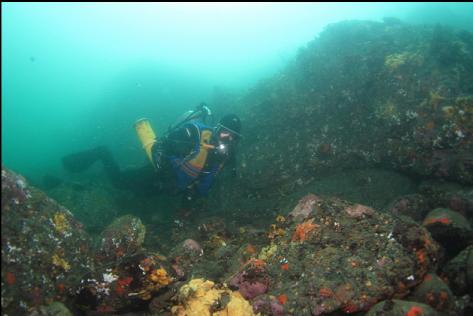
[61,103,242,210]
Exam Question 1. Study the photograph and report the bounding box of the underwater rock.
[74,253,176,314]
[223,20,473,202]
[229,259,270,300]
[171,278,255,316]
[344,203,375,219]
[423,208,473,257]
[442,245,473,296]
[168,216,238,281]
[252,295,284,316]
[98,214,146,263]
[47,177,122,234]
[423,184,473,219]
[287,193,321,223]
[148,280,184,314]
[386,193,431,222]
[166,238,206,280]
[1,167,95,315]
[366,299,439,316]
[409,273,454,313]
[168,239,205,279]
[228,193,441,315]
[28,301,73,316]
[446,192,473,217]
[182,238,203,256]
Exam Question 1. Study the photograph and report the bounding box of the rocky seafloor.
[3,18,473,316]
[2,166,472,316]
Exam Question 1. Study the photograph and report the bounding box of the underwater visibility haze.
[3,2,473,183]
[2,2,473,316]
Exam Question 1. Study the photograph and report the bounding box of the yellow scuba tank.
[134,118,157,165]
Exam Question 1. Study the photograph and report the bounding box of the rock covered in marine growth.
[28,301,73,316]
[182,238,203,256]
[287,193,322,223]
[418,181,473,218]
[98,214,146,263]
[1,167,95,315]
[386,193,432,222]
[231,20,473,196]
[167,239,205,280]
[366,299,439,316]
[444,192,473,217]
[46,177,122,234]
[423,208,473,257]
[229,259,270,300]
[409,273,454,313]
[74,253,177,314]
[251,295,285,316]
[442,245,473,296]
[171,278,255,316]
[228,194,441,315]
[167,217,235,281]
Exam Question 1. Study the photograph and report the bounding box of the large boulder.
[423,208,473,257]
[216,20,473,214]
[1,167,95,315]
[227,194,441,315]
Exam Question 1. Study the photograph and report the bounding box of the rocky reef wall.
[214,20,473,203]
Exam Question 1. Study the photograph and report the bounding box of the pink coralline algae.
[253,297,284,316]
[345,203,375,219]
[182,239,203,255]
[230,270,269,300]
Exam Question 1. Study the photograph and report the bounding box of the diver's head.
[217,114,241,140]
[214,114,241,156]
